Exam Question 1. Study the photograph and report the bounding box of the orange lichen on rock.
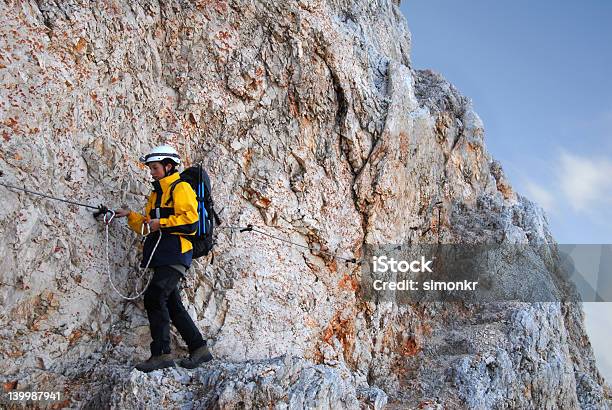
[74,37,87,54]
[338,273,359,292]
[243,187,272,208]
[3,380,18,392]
[322,311,356,360]
[496,180,514,200]
[402,337,421,357]
[67,329,83,346]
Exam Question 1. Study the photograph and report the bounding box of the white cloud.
[557,151,612,212]
[524,180,555,214]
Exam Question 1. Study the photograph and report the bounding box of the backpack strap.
[153,180,163,219]
[211,206,222,225]
[164,179,185,207]
[198,167,222,226]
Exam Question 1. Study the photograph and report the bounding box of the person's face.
[148,162,172,180]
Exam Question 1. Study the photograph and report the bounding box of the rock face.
[112,356,387,409]
[0,0,609,408]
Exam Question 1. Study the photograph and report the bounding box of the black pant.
[143,266,206,356]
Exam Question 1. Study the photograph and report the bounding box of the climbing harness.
[103,211,161,300]
[221,224,362,265]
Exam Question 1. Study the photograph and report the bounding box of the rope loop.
[105,218,160,301]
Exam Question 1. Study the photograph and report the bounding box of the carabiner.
[141,221,151,237]
[103,210,116,225]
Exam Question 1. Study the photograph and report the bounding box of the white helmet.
[140,144,181,165]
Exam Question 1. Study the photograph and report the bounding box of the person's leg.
[143,266,182,356]
[167,285,206,352]
[164,271,213,368]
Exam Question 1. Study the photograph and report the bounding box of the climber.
[114,144,213,372]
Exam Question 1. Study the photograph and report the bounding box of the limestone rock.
[0,0,609,408]
[112,356,386,409]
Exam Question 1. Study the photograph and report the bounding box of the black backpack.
[165,164,221,258]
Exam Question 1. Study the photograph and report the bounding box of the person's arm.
[160,182,198,235]
[127,210,147,234]
[118,194,154,234]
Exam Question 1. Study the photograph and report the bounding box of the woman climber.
[114,144,212,372]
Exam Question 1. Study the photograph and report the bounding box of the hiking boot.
[135,354,175,373]
[178,345,213,369]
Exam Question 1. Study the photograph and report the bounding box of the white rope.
[103,211,161,300]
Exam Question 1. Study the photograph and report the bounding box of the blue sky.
[399,0,612,383]
[400,0,612,244]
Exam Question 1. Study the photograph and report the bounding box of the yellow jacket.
[127,172,198,268]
